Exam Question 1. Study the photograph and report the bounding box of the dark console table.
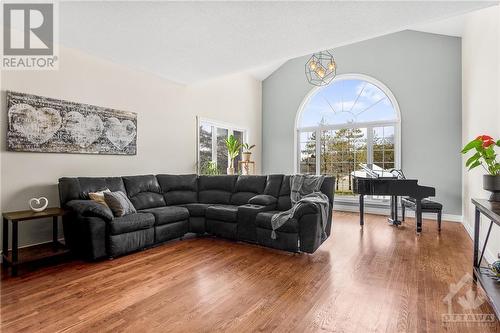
[2,207,69,276]
[472,198,500,319]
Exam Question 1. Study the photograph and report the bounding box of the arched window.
[296,74,401,199]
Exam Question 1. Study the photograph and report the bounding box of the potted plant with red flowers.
[462,135,500,201]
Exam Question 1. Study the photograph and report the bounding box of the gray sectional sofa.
[58,174,335,259]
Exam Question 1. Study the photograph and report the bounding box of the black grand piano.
[352,164,435,233]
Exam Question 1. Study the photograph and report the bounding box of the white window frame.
[196,116,248,174]
[294,73,402,203]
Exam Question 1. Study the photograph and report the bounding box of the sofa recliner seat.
[205,205,239,222]
[140,206,190,243]
[58,174,335,260]
[255,211,298,234]
[181,203,210,217]
[109,212,155,235]
[140,206,189,225]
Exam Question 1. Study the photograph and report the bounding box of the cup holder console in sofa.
[58,174,335,259]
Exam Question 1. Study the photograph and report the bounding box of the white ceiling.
[59,1,497,84]
[411,12,468,37]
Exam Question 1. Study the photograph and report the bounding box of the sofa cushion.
[109,212,155,235]
[58,177,126,206]
[277,176,292,211]
[205,205,238,222]
[104,191,137,217]
[88,189,111,207]
[155,220,189,243]
[264,174,284,197]
[109,228,154,257]
[255,211,298,233]
[230,175,267,205]
[79,177,126,199]
[248,195,277,206]
[320,176,335,207]
[235,176,267,193]
[66,199,114,221]
[123,175,166,210]
[140,206,189,226]
[181,203,210,217]
[198,175,237,204]
[157,174,198,205]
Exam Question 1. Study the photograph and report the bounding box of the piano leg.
[394,196,400,225]
[359,195,364,227]
[415,199,422,233]
[390,196,395,220]
[388,196,402,226]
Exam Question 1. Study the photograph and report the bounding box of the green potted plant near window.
[201,160,220,175]
[225,134,242,175]
[462,135,500,201]
[241,143,256,162]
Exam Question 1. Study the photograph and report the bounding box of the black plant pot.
[484,175,500,202]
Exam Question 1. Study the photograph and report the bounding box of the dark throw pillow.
[104,191,137,217]
[66,200,114,221]
[248,194,278,206]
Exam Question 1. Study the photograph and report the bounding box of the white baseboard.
[461,220,496,264]
[333,204,463,223]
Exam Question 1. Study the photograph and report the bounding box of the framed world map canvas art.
[6,91,137,155]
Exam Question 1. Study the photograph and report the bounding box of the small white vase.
[227,167,235,175]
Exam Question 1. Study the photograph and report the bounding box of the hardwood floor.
[1,212,498,333]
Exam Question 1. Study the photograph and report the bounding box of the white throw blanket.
[270,175,330,240]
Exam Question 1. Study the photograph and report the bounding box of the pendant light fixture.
[305,51,337,86]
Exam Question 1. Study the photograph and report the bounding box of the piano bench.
[401,197,443,231]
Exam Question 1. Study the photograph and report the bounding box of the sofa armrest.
[295,202,330,254]
[248,194,277,207]
[292,202,319,219]
[62,213,108,260]
[66,200,114,221]
[81,216,108,260]
[297,213,324,254]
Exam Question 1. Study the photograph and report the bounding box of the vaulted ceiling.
[59,1,497,84]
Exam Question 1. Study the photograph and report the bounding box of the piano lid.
[351,164,397,179]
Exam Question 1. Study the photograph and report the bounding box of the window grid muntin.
[297,121,399,200]
[295,74,401,203]
[197,118,248,175]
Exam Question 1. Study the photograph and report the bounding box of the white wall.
[462,5,500,262]
[0,46,262,248]
[184,74,262,171]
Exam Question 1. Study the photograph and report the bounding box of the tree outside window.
[297,75,400,199]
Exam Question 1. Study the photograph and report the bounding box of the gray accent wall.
[262,30,462,215]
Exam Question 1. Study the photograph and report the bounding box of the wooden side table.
[471,198,500,320]
[2,207,69,276]
[238,161,256,175]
